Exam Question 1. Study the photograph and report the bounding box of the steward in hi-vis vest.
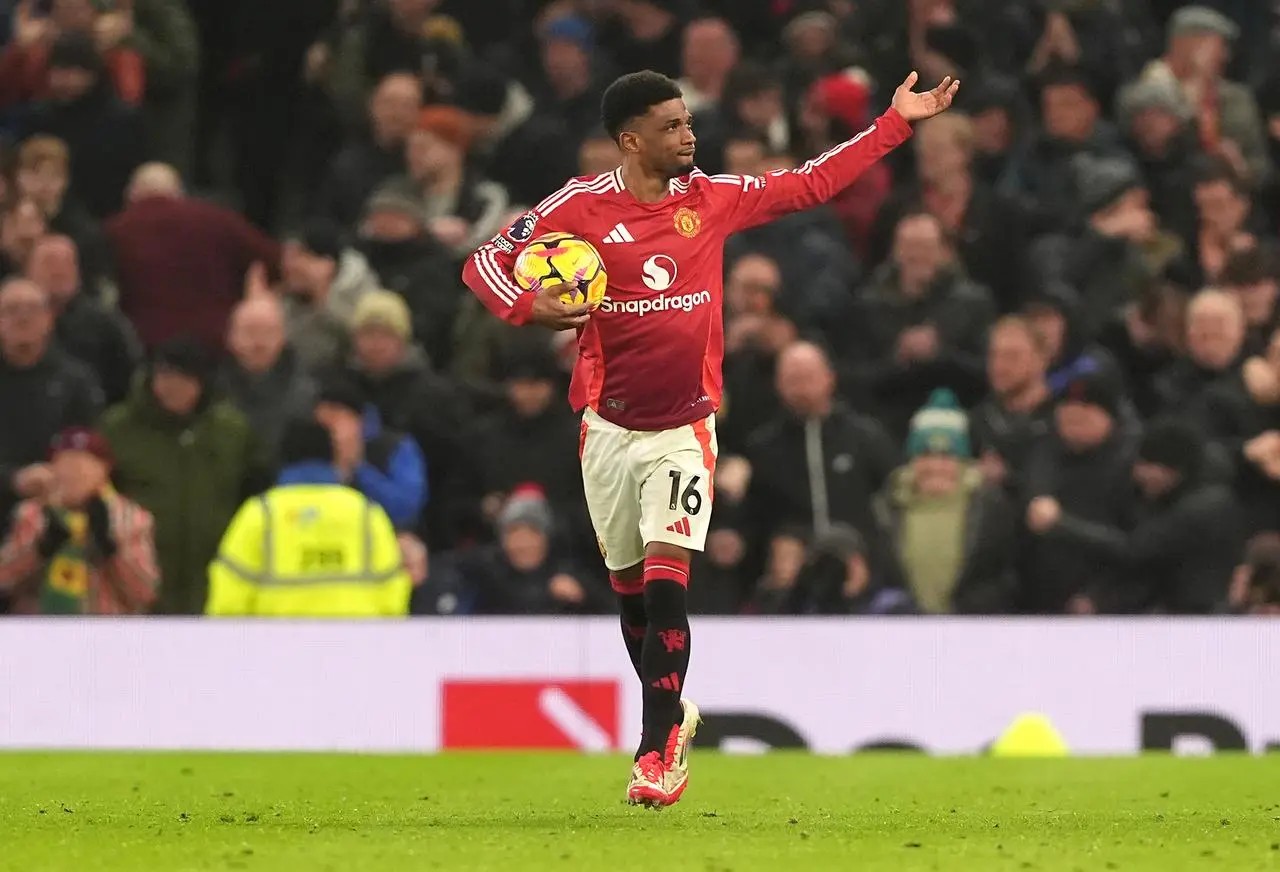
[206,420,410,617]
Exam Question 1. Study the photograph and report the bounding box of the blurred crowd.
[2,0,1280,617]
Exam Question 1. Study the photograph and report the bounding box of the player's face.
[636,99,696,177]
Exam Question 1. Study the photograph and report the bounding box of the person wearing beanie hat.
[1028,416,1241,614]
[352,290,413,342]
[878,389,1017,615]
[99,334,263,614]
[0,425,158,615]
[206,417,412,618]
[457,481,602,617]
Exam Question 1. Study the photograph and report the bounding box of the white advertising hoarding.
[0,618,1275,754]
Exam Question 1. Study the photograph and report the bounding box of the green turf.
[0,753,1277,871]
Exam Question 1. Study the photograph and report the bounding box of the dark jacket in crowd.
[106,194,281,350]
[316,138,407,230]
[55,294,139,407]
[998,122,1132,234]
[21,67,149,219]
[218,345,318,463]
[867,182,1029,313]
[0,347,103,527]
[1046,420,1242,613]
[741,404,899,578]
[101,372,267,615]
[1021,427,1139,613]
[348,346,479,548]
[437,543,606,616]
[725,207,860,330]
[1196,369,1280,534]
[842,264,995,438]
[968,392,1055,494]
[1154,356,1245,420]
[1031,228,1156,341]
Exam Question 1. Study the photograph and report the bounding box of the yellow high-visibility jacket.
[206,483,411,617]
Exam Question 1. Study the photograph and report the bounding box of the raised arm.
[720,73,959,233]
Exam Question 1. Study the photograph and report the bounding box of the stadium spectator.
[1219,245,1280,356]
[276,222,367,375]
[106,162,280,352]
[0,425,157,615]
[718,62,791,156]
[1116,75,1202,247]
[717,254,789,454]
[0,196,47,280]
[603,0,683,80]
[0,276,102,531]
[871,112,1026,312]
[845,210,995,439]
[1136,5,1269,186]
[999,64,1130,234]
[1022,366,1140,613]
[747,523,915,616]
[535,16,607,144]
[385,106,508,258]
[676,17,738,116]
[1228,531,1280,614]
[314,374,426,532]
[0,0,145,110]
[970,316,1054,494]
[1098,282,1189,418]
[20,31,149,219]
[342,289,477,549]
[738,341,899,581]
[356,186,463,364]
[1031,156,1182,341]
[13,136,108,293]
[220,296,317,463]
[474,339,586,548]
[206,418,411,618]
[875,390,1018,614]
[1197,325,1280,534]
[962,76,1028,187]
[102,0,200,178]
[25,233,137,405]
[723,148,859,330]
[1155,289,1246,418]
[317,72,420,231]
[439,484,605,616]
[1029,417,1240,613]
[578,129,621,176]
[1192,158,1257,282]
[101,337,267,614]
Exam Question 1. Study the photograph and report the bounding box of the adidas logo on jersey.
[602,223,634,244]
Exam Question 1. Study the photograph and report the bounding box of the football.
[513,232,608,309]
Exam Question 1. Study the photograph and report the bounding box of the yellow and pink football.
[513,232,608,309]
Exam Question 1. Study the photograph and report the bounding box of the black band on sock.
[618,592,647,682]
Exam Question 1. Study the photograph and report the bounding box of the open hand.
[891,71,960,123]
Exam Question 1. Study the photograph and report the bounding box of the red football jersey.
[462,109,913,432]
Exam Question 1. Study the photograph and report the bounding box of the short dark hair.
[600,71,683,140]
[1220,244,1276,288]
[1195,154,1249,196]
[279,419,336,467]
[1037,63,1097,101]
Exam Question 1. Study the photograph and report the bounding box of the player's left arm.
[718,73,959,233]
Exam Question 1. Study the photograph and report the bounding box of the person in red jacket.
[105,162,280,352]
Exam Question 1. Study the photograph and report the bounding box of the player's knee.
[645,541,692,565]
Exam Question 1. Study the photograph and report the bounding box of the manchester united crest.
[674,207,701,238]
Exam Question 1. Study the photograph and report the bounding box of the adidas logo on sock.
[651,672,681,691]
[602,223,634,244]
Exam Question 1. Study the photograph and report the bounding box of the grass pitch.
[0,753,1277,871]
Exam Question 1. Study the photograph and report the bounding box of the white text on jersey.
[597,290,712,317]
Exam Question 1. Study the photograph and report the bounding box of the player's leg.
[632,416,716,804]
